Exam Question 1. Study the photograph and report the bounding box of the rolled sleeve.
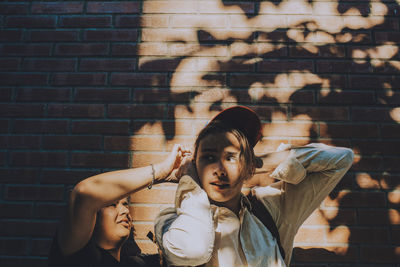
[154,176,215,266]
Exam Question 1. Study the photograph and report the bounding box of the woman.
[155,106,354,266]
[48,144,192,267]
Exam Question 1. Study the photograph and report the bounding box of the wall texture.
[0,1,399,266]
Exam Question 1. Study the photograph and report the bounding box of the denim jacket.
[155,143,354,267]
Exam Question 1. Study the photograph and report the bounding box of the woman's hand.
[156,144,192,183]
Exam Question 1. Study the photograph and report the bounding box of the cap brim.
[211,106,261,147]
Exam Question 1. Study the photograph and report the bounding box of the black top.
[48,234,160,267]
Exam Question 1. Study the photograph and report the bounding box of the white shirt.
[155,143,354,267]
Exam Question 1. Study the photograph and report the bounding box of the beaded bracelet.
[148,164,156,189]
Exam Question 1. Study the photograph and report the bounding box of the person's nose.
[214,160,227,178]
[119,203,130,216]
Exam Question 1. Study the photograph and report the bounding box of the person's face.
[195,131,244,209]
[96,197,132,244]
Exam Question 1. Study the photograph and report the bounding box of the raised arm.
[58,144,191,256]
[256,143,354,228]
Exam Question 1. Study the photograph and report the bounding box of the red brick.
[0,44,52,56]
[51,73,106,86]
[31,2,84,14]
[382,157,400,172]
[0,3,30,14]
[381,124,400,138]
[104,136,131,151]
[111,43,138,56]
[377,91,400,105]
[358,209,398,226]
[0,258,47,267]
[131,152,168,168]
[5,185,64,201]
[75,88,130,102]
[43,135,102,150]
[133,88,192,103]
[258,59,313,73]
[71,152,129,168]
[55,43,109,56]
[262,122,318,137]
[131,188,175,204]
[111,73,167,87]
[0,169,39,183]
[0,104,45,117]
[289,44,346,58]
[31,239,52,256]
[360,246,400,263]
[375,32,400,44]
[11,151,67,167]
[35,203,67,219]
[0,73,48,86]
[344,227,389,244]
[0,239,28,256]
[352,107,394,122]
[352,140,400,155]
[0,135,41,149]
[60,15,112,28]
[87,2,140,14]
[292,246,358,262]
[72,120,129,134]
[115,15,141,28]
[28,30,79,42]
[0,88,13,101]
[392,226,400,245]
[138,58,183,72]
[349,75,396,89]
[0,58,20,71]
[351,155,382,172]
[143,1,198,14]
[0,30,22,41]
[0,119,9,133]
[319,123,378,138]
[292,106,349,121]
[108,104,165,119]
[303,209,357,226]
[16,88,70,102]
[41,169,99,185]
[130,206,160,221]
[0,203,33,219]
[13,119,68,134]
[84,29,137,41]
[80,59,135,71]
[324,191,386,208]
[133,120,194,136]
[318,91,375,105]
[0,220,57,237]
[22,59,76,71]
[47,104,104,118]
[6,16,56,28]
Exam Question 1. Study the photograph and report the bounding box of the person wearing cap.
[154,106,354,267]
[48,144,192,267]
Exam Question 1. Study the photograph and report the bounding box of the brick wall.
[1,1,399,266]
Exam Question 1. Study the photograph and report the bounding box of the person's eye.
[201,154,215,162]
[108,203,117,207]
[227,155,237,162]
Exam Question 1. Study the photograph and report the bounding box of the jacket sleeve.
[154,175,215,266]
[256,143,354,230]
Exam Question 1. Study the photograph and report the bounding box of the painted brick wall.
[1,1,399,266]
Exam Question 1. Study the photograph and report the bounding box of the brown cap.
[210,106,262,147]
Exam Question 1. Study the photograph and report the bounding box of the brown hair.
[194,120,256,180]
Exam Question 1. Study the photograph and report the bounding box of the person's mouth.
[118,218,131,228]
[210,181,230,190]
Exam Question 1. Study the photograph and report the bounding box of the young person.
[154,106,354,266]
[48,144,192,267]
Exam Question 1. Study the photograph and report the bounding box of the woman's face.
[195,131,245,210]
[95,197,132,246]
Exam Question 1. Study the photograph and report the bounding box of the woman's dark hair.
[194,120,256,180]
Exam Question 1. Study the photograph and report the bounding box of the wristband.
[148,164,156,189]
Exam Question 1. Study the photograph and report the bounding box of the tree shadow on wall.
[136,0,400,264]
